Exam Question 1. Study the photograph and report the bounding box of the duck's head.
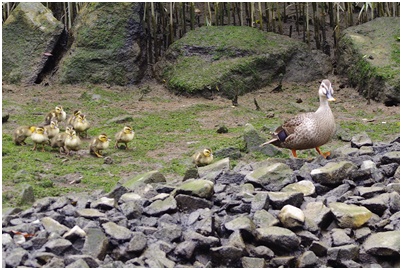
[203,148,212,157]
[55,106,63,113]
[50,120,58,128]
[123,126,133,134]
[319,79,336,102]
[74,110,82,116]
[99,134,110,142]
[65,125,74,133]
[35,126,45,134]
[69,130,77,138]
[77,114,86,122]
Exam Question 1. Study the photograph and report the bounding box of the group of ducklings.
[12,105,135,158]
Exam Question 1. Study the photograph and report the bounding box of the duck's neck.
[316,96,331,113]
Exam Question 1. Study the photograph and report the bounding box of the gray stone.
[351,132,373,148]
[122,170,166,190]
[359,193,389,215]
[154,223,182,242]
[211,245,244,265]
[3,3,64,84]
[183,231,220,247]
[76,208,106,218]
[309,241,328,257]
[175,179,214,199]
[41,217,69,236]
[381,151,400,164]
[311,161,358,185]
[214,147,242,160]
[241,256,266,268]
[5,247,28,267]
[174,240,197,259]
[143,196,177,216]
[64,255,99,268]
[269,256,296,267]
[65,258,89,268]
[355,186,385,198]
[198,157,230,181]
[228,230,246,249]
[127,232,147,252]
[327,244,359,265]
[256,226,300,252]
[303,201,332,231]
[354,227,371,242]
[43,238,72,255]
[252,209,279,228]
[296,251,319,268]
[82,227,108,260]
[246,163,294,191]
[278,204,305,228]
[248,245,275,259]
[329,202,373,228]
[175,194,213,212]
[282,180,315,196]
[224,216,256,235]
[363,231,400,256]
[90,197,116,210]
[142,243,175,268]
[267,191,304,209]
[119,200,143,219]
[244,123,278,156]
[19,184,35,205]
[102,221,133,241]
[331,228,354,246]
[63,225,86,240]
[251,192,270,211]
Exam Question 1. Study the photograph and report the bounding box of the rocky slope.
[2,133,400,268]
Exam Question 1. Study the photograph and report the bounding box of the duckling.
[89,133,110,158]
[13,125,36,145]
[31,126,49,152]
[51,126,73,154]
[44,120,59,140]
[73,114,90,138]
[192,148,213,166]
[67,109,82,126]
[65,130,81,155]
[45,105,66,124]
[115,125,135,149]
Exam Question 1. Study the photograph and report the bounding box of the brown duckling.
[51,126,73,154]
[89,133,110,158]
[115,125,135,149]
[44,120,59,140]
[67,109,82,126]
[73,114,90,138]
[44,105,66,125]
[31,126,49,152]
[13,125,36,145]
[65,130,81,155]
[192,148,213,166]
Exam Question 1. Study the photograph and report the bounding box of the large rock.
[311,161,357,185]
[256,226,301,252]
[363,231,400,256]
[246,163,295,191]
[58,3,146,85]
[337,17,400,106]
[329,202,372,228]
[2,2,65,84]
[154,26,331,99]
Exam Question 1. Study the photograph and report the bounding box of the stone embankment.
[2,133,400,268]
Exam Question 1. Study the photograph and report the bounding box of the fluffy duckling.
[73,114,90,138]
[192,148,213,166]
[67,110,82,126]
[44,120,59,140]
[51,126,73,154]
[65,130,81,155]
[115,125,135,149]
[31,126,49,152]
[89,133,110,158]
[45,105,66,125]
[13,125,36,145]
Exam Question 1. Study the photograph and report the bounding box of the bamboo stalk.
[250,2,255,27]
[258,2,263,30]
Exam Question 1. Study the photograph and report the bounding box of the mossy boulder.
[154,26,331,99]
[57,3,146,85]
[2,2,64,84]
[337,17,400,106]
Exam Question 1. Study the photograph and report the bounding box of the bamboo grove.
[2,2,400,64]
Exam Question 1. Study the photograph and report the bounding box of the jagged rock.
[355,186,385,198]
[119,200,143,219]
[183,166,199,181]
[214,147,242,160]
[18,184,35,205]
[256,226,300,252]
[327,244,359,266]
[248,245,275,259]
[251,192,270,212]
[127,232,147,253]
[267,191,304,209]
[183,231,220,247]
[309,241,329,257]
[154,223,182,243]
[278,205,305,228]
[246,163,295,191]
[63,225,86,240]
[90,197,116,210]
[359,193,389,215]
[174,240,197,259]
[363,231,400,256]
[331,228,354,246]
[65,258,89,268]
[329,202,373,228]
[311,161,358,185]
[82,227,108,260]
[142,243,175,268]
[381,151,400,164]
[211,245,244,266]
[241,257,266,268]
[351,132,373,148]
[198,157,230,181]
[303,201,332,231]
[102,221,133,241]
[5,247,28,267]
[143,196,177,216]
[253,209,279,228]
[75,209,106,218]
[64,255,99,268]
[43,238,72,256]
[175,194,213,212]
[3,2,65,84]
[224,216,256,235]
[282,180,315,196]
[174,179,214,199]
[41,217,69,236]
[244,123,278,156]
[296,251,319,268]
[122,170,166,190]
[269,256,296,267]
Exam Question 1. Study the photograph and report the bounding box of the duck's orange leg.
[291,149,298,158]
[315,147,330,159]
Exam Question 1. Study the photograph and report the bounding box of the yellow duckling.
[192,148,213,166]
[89,133,110,158]
[65,130,81,155]
[13,125,36,145]
[73,114,90,138]
[45,105,66,125]
[44,120,60,140]
[51,126,73,154]
[67,109,82,126]
[31,126,49,152]
[115,125,135,149]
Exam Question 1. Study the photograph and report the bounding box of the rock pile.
[2,134,400,268]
